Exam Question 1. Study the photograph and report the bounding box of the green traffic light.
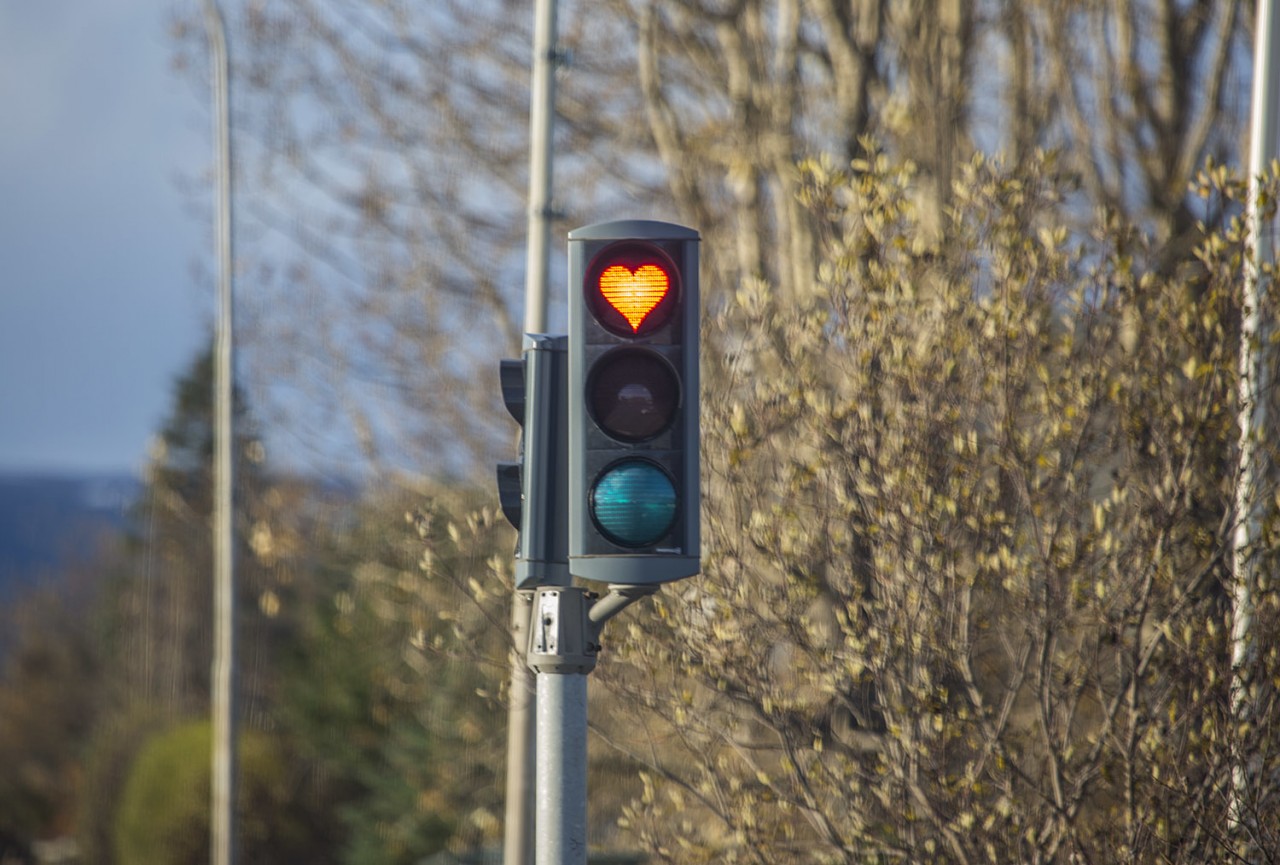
[589,459,677,548]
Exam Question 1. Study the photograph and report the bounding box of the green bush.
[114,720,296,865]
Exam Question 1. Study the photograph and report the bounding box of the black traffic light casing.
[497,334,570,589]
[568,220,700,585]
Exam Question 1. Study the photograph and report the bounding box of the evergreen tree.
[79,342,310,863]
[275,486,509,864]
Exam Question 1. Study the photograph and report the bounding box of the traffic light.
[568,220,700,585]
[496,357,527,529]
[497,335,570,589]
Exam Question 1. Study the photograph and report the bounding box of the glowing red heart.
[599,264,670,332]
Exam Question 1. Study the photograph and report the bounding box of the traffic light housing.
[497,335,570,589]
[568,220,700,585]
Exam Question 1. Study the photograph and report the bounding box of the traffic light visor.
[586,243,679,337]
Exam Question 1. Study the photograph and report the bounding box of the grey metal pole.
[536,673,589,865]
[527,587,595,865]
[523,0,558,335]
[525,585,657,865]
[1231,0,1278,845]
[203,1,236,864]
[508,3,559,864]
[204,1,238,865]
[504,592,537,865]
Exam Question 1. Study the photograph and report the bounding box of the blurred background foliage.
[2,1,1278,863]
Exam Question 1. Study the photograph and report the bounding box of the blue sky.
[0,1,209,475]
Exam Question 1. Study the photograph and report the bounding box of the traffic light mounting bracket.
[525,583,659,675]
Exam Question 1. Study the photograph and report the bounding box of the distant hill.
[0,472,141,599]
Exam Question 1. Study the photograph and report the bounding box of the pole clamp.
[526,584,658,675]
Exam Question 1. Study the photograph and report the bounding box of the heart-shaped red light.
[599,264,670,332]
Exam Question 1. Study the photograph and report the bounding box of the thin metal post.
[203,2,236,864]
[523,0,558,335]
[536,673,589,865]
[525,585,656,865]
[504,592,536,865]
[1232,0,1278,847]
[527,587,595,865]
[508,3,559,864]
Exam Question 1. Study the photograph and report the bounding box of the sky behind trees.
[0,1,207,475]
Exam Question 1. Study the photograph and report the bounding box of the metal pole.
[525,585,657,865]
[536,673,589,865]
[508,3,559,864]
[1232,0,1278,846]
[504,592,536,865]
[526,587,595,865]
[203,2,236,864]
[523,0,558,335]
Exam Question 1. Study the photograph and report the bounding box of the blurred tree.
[76,704,167,865]
[0,586,98,848]
[72,342,316,864]
[157,2,1265,862]
[589,153,1280,863]
[997,0,1247,269]
[170,0,1247,479]
[113,720,302,865]
[275,485,512,863]
[68,344,518,864]
[95,342,293,723]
